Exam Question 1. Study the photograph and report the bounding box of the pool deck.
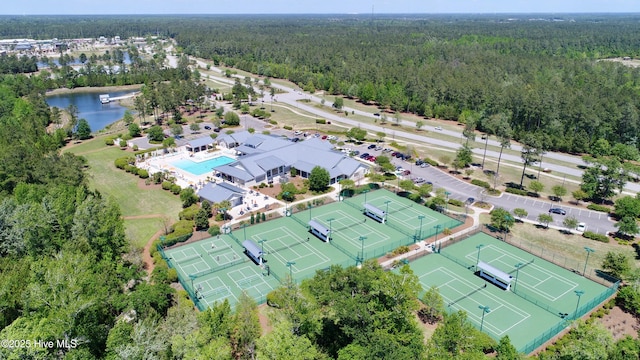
[137,145,286,222]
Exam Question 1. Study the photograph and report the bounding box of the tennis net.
[509,259,535,274]
[332,218,366,232]
[265,237,310,254]
[388,203,414,214]
[447,283,487,307]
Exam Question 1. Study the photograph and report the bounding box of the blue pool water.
[172,156,235,176]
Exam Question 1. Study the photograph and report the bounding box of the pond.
[46,90,134,132]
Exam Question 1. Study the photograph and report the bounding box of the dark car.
[204,125,211,130]
[291,137,300,142]
[395,152,403,158]
[415,159,424,166]
[367,144,376,149]
[549,208,566,215]
[214,127,221,133]
[360,153,370,159]
[351,150,360,156]
[373,113,380,116]
[466,197,475,204]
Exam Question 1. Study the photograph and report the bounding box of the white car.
[434,126,443,131]
[576,223,586,233]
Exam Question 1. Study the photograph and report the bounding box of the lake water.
[37,51,132,68]
[46,91,133,132]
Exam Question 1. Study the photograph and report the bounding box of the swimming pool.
[172,156,235,176]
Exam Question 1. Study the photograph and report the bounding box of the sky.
[2,0,638,15]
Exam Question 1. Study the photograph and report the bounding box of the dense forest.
[2,14,640,153]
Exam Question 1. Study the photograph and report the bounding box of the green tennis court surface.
[408,232,617,353]
[161,188,464,309]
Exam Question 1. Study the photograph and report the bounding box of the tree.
[345,127,367,142]
[75,118,92,139]
[309,166,330,192]
[602,252,632,280]
[563,216,579,233]
[332,97,344,110]
[128,122,141,137]
[538,213,553,229]
[454,144,473,169]
[572,189,589,205]
[257,320,323,360]
[552,185,567,202]
[123,110,134,125]
[374,155,395,173]
[180,187,198,208]
[490,207,515,232]
[581,157,627,203]
[399,179,416,192]
[529,180,544,195]
[519,134,542,187]
[231,292,261,360]
[417,183,433,198]
[513,208,528,221]
[190,123,201,133]
[614,196,640,219]
[224,111,240,126]
[338,179,355,196]
[415,120,424,130]
[615,216,639,237]
[195,208,210,230]
[427,310,492,358]
[376,131,385,143]
[419,286,445,325]
[495,336,521,360]
[171,124,184,137]
[147,125,164,142]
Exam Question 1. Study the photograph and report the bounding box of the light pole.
[574,290,584,320]
[258,239,267,264]
[189,274,197,295]
[583,247,595,276]
[513,262,524,293]
[384,200,391,223]
[308,203,313,223]
[362,189,369,205]
[286,261,296,280]
[359,236,367,265]
[478,305,491,331]
[504,215,513,242]
[445,191,451,211]
[418,215,425,241]
[220,207,228,232]
[327,217,335,241]
[283,192,290,215]
[241,223,248,241]
[159,235,166,249]
[475,244,485,271]
[433,224,442,247]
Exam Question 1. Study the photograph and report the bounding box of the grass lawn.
[125,217,166,249]
[64,136,182,219]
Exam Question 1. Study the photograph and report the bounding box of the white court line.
[329,210,390,247]
[420,267,530,336]
[470,245,578,302]
[258,226,331,273]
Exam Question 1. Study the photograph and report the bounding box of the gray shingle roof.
[214,165,255,181]
[197,182,245,203]
[186,136,215,149]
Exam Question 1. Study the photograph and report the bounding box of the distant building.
[197,182,245,207]
[99,94,110,104]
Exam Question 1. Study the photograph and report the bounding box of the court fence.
[158,244,205,311]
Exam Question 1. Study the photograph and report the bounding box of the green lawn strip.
[125,217,164,249]
[66,137,182,218]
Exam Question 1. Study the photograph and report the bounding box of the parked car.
[291,137,300,142]
[435,126,443,131]
[403,170,411,175]
[351,150,360,156]
[576,223,586,232]
[415,159,424,166]
[549,208,566,215]
[294,130,303,136]
[204,125,211,130]
[414,177,426,184]
[321,135,328,140]
[466,197,475,204]
[383,148,393,152]
[420,163,429,168]
[375,145,383,151]
[367,144,376,149]
[373,113,380,116]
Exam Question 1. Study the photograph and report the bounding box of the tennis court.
[162,188,465,309]
[409,232,616,353]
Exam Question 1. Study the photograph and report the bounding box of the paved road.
[174,53,620,234]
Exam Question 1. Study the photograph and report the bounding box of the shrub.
[587,204,611,213]
[171,184,182,194]
[283,125,293,130]
[179,204,200,220]
[137,168,149,179]
[315,119,326,124]
[105,138,115,146]
[583,231,610,243]
[114,157,130,169]
[505,187,528,196]
[132,145,139,151]
[269,120,277,125]
[162,181,173,190]
[124,164,137,173]
[448,198,464,207]
[167,268,178,283]
[119,139,127,148]
[408,193,423,203]
[422,157,438,166]
[471,179,491,189]
[391,245,410,256]
[207,225,221,236]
